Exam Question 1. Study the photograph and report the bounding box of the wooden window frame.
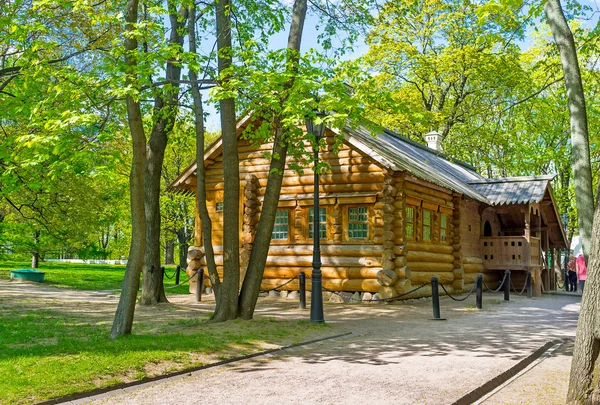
[405,205,416,241]
[271,208,293,244]
[306,206,330,241]
[342,204,373,243]
[422,209,433,242]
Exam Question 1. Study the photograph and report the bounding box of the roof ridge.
[467,175,556,184]
[381,128,479,173]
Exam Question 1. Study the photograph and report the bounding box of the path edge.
[451,340,558,405]
[36,331,353,405]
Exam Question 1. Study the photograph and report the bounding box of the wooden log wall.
[399,176,457,293]
[240,174,260,281]
[376,170,412,299]
[199,134,385,246]
[387,174,413,297]
[186,130,507,299]
[452,193,465,292]
[192,131,389,293]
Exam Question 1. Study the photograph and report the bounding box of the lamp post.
[306,110,327,323]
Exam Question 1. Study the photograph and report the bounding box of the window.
[347,206,369,239]
[308,207,327,239]
[405,206,415,239]
[272,210,289,240]
[440,214,448,242]
[215,202,224,212]
[423,210,432,241]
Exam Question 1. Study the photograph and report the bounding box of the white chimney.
[423,131,443,151]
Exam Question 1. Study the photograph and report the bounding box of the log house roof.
[167,118,567,247]
[467,175,555,206]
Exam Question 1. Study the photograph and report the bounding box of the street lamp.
[306,109,327,323]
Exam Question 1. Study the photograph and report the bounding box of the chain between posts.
[164,270,197,289]
[261,277,298,293]
[162,266,176,280]
[482,271,509,293]
[438,280,478,302]
[322,282,430,303]
[510,272,530,295]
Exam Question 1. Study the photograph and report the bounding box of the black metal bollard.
[504,270,511,302]
[161,266,165,279]
[431,277,445,320]
[299,271,306,309]
[175,264,181,285]
[526,271,532,298]
[476,274,483,310]
[196,269,204,302]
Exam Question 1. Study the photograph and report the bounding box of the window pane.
[216,202,224,212]
[309,207,327,239]
[423,210,431,226]
[440,214,447,242]
[348,206,368,239]
[423,225,431,241]
[272,210,289,240]
[406,207,415,239]
[406,207,414,222]
[423,210,431,241]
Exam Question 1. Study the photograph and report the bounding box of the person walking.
[576,254,587,292]
[568,256,577,292]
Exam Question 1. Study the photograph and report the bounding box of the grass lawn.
[0,282,330,405]
[0,260,191,294]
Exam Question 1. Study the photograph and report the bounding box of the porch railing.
[481,236,541,270]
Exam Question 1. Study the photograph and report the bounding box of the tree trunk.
[165,239,175,264]
[188,4,221,305]
[110,0,146,339]
[140,2,187,305]
[567,196,600,404]
[545,0,600,401]
[213,0,239,322]
[545,0,594,259]
[237,0,308,320]
[31,230,40,268]
[176,227,188,271]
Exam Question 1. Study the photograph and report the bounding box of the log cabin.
[169,116,567,299]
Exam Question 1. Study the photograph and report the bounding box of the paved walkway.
[72,291,579,405]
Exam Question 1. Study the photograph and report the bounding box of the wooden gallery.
[169,118,567,300]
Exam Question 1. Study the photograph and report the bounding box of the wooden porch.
[480,236,541,271]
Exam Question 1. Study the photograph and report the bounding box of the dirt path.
[64,291,580,405]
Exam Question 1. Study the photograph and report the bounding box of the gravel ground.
[73,291,581,405]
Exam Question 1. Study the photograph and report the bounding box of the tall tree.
[188,4,222,304]
[110,0,147,338]
[213,0,240,321]
[237,0,309,319]
[545,0,594,260]
[140,1,188,305]
[544,0,599,402]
